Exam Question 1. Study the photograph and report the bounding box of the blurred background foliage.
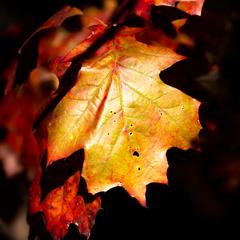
[0,0,240,239]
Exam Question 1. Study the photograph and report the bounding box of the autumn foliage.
[0,0,207,239]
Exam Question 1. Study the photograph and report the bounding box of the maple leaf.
[29,167,101,239]
[42,27,201,206]
[26,2,204,238]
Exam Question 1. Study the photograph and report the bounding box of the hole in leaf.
[133,151,139,157]
[138,167,141,171]
[130,132,132,135]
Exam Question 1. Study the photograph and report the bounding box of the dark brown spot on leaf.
[133,151,139,157]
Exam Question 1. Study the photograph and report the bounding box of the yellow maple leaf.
[45,27,201,206]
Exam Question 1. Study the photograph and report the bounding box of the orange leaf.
[29,168,101,239]
[43,27,201,206]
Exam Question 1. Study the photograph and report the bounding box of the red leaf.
[29,169,101,239]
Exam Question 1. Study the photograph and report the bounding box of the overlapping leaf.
[29,168,101,239]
